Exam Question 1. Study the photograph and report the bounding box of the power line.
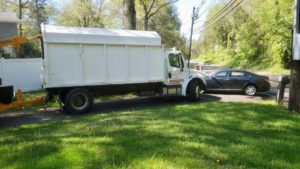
[194,0,237,25]
[196,0,217,19]
[194,0,245,33]
[197,0,206,10]
[194,0,237,26]
[206,0,238,22]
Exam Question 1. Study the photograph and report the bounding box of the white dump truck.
[42,25,206,113]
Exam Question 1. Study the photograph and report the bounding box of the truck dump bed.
[42,25,165,89]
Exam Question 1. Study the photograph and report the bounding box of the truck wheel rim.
[71,94,88,109]
[246,86,256,95]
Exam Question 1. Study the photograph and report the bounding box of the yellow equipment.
[0,89,45,112]
[0,34,44,112]
[0,35,41,51]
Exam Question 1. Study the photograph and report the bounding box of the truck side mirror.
[0,78,2,86]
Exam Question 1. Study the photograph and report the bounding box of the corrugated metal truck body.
[42,25,164,88]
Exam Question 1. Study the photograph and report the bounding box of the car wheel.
[189,81,203,101]
[244,85,257,96]
[64,88,93,114]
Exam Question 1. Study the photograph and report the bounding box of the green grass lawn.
[0,101,300,169]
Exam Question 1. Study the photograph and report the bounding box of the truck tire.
[64,88,93,114]
[188,80,202,101]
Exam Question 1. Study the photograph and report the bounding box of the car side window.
[215,71,228,77]
[231,71,244,77]
[169,54,180,68]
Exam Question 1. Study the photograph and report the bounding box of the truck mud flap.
[0,86,14,104]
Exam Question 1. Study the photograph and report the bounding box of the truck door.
[167,53,187,85]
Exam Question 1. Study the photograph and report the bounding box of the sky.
[176,0,222,39]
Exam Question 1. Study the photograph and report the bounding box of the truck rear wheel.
[64,88,93,114]
[188,80,203,101]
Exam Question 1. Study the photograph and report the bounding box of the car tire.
[244,85,257,96]
[188,80,203,101]
[64,88,93,114]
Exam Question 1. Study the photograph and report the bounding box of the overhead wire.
[194,0,245,33]
[205,0,238,22]
[196,0,217,20]
[197,0,207,10]
[194,0,237,25]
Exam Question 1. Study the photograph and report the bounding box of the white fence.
[0,58,42,92]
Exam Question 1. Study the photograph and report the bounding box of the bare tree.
[138,0,177,30]
[122,0,136,30]
[32,0,48,33]
[4,0,30,36]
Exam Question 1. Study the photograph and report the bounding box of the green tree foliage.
[1,0,186,58]
[137,0,186,53]
[57,0,105,27]
[28,0,49,33]
[56,0,186,52]
[148,6,181,47]
[137,0,177,30]
[17,41,42,58]
[198,0,294,70]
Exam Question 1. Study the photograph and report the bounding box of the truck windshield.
[169,54,184,68]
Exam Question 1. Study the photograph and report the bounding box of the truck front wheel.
[188,80,203,101]
[64,88,93,114]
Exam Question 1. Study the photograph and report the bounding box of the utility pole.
[289,0,300,113]
[188,7,199,70]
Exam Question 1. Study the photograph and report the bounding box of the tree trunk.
[122,0,136,30]
[18,0,23,36]
[144,16,149,30]
[289,60,300,113]
[35,0,41,33]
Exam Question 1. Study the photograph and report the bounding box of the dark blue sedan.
[204,69,271,96]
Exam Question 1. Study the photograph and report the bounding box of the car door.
[228,71,249,91]
[206,70,230,91]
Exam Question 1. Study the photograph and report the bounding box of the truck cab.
[163,49,206,99]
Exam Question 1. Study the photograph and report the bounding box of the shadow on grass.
[0,95,221,129]
[0,102,299,169]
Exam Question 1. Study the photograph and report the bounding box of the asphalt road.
[0,92,275,129]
